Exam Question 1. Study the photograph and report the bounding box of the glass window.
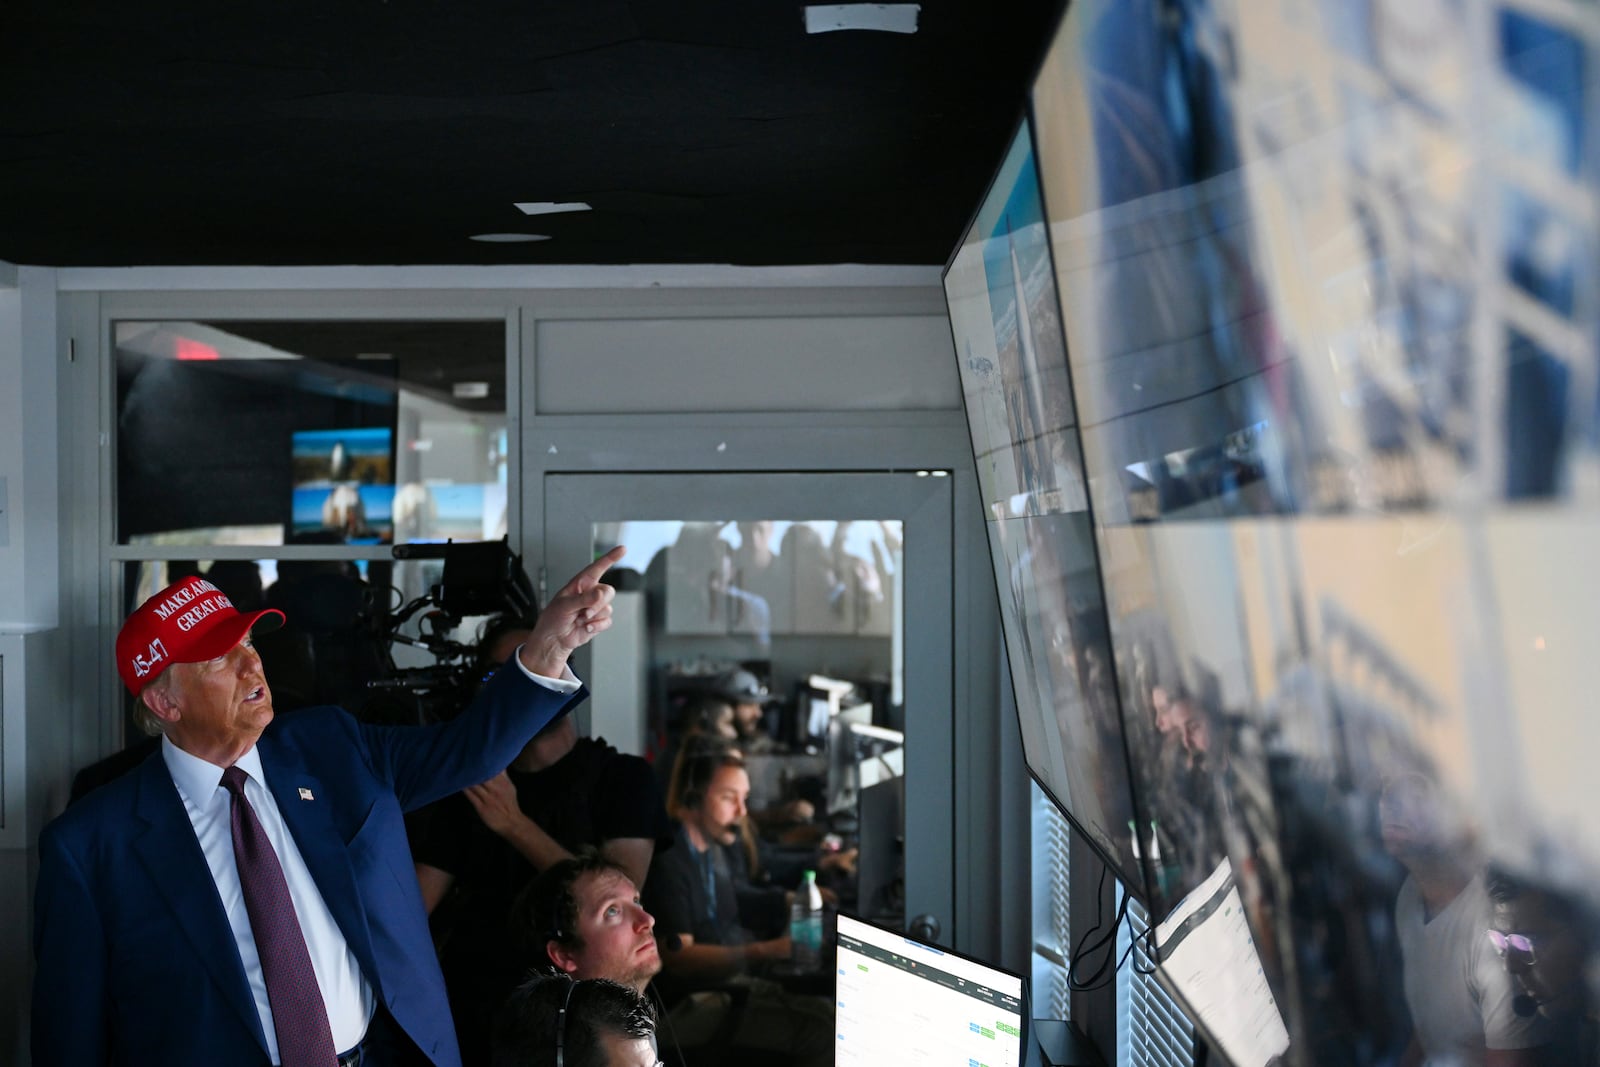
[607,520,901,642]
[592,519,905,922]
[114,320,507,549]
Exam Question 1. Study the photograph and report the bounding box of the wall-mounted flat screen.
[945,119,1154,907]
[1029,0,1600,1064]
[291,427,395,542]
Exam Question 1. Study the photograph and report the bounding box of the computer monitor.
[825,721,904,816]
[1149,858,1289,1067]
[834,912,1026,1067]
[824,715,857,816]
[290,426,396,542]
[853,777,903,922]
[851,722,903,791]
[800,673,863,747]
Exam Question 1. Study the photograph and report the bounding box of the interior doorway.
[543,472,954,934]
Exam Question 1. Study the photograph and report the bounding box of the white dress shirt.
[162,653,580,1062]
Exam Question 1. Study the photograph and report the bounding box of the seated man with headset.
[642,742,832,1067]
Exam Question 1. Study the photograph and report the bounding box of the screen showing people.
[944,0,1600,1065]
[946,121,1153,908]
[834,913,1026,1067]
[642,519,899,641]
[290,426,396,542]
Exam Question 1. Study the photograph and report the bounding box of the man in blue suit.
[32,546,627,1067]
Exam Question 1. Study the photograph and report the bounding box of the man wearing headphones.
[412,619,671,1066]
[646,745,790,983]
[520,852,663,997]
[642,743,832,1067]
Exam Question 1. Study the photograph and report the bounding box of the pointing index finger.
[562,544,627,596]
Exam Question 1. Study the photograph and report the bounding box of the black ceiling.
[0,0,1063,268]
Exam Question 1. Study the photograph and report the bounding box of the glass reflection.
[976,0,1600,1062]
[623,521,901,644]
[596,520,905,924]
[115,320,507,550]
[1484,869,1598,1059]
[945,122,1153,910]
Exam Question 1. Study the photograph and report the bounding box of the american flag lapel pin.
[298,787,315,801]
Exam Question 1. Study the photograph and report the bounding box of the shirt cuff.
[511,645,583,693]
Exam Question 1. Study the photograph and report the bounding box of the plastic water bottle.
[789,869,824,972]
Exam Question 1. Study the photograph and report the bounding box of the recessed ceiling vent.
[804,4,920,34]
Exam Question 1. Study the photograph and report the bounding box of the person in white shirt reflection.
[1381,773,1551,1067]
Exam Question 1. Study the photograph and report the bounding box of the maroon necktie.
[220,765,338,1067]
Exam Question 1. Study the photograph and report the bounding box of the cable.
[1066,866,1113,990]
[1071,874,1168,990]
[1124,903,1160,976]
[1067,864,1128,992]
[648,982,688,1067]
[1066,865,1108,965]
[1070,889,1130,991]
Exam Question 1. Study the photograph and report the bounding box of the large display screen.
[1025,0,1600,1064]
[945,121,1155,906]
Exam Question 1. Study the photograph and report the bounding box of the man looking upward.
[522,853,663,996]
[33,547,625,1067]
[412,619,669,1065]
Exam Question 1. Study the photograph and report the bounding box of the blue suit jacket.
[32,664,584,1066]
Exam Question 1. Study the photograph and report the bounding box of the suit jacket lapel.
[257,741,381,989]
[132,754,270,1054]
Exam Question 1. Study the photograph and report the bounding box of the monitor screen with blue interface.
[834,913,1025,1066]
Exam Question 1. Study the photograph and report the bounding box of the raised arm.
[365,547,627,811]
[518,546,625,679]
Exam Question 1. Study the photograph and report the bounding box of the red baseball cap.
[116,576,285,696]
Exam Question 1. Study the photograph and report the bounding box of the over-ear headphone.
[678,751,718,812]
[510,866,573,966]
[554,977,576,1067]
[679,783,706,813]
[540,870,581,954]
[676,738,741,812]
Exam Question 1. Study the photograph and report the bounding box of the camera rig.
[363,538,537,724]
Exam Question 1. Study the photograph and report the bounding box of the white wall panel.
[0,267,60,629]
[534,315,958,414]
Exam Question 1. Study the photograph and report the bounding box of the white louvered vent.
[1119,894,1196,1067]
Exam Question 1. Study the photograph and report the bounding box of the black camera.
[364,538,536,724]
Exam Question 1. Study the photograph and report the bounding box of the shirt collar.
[675,820,704,856]
[161,735,266,805]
